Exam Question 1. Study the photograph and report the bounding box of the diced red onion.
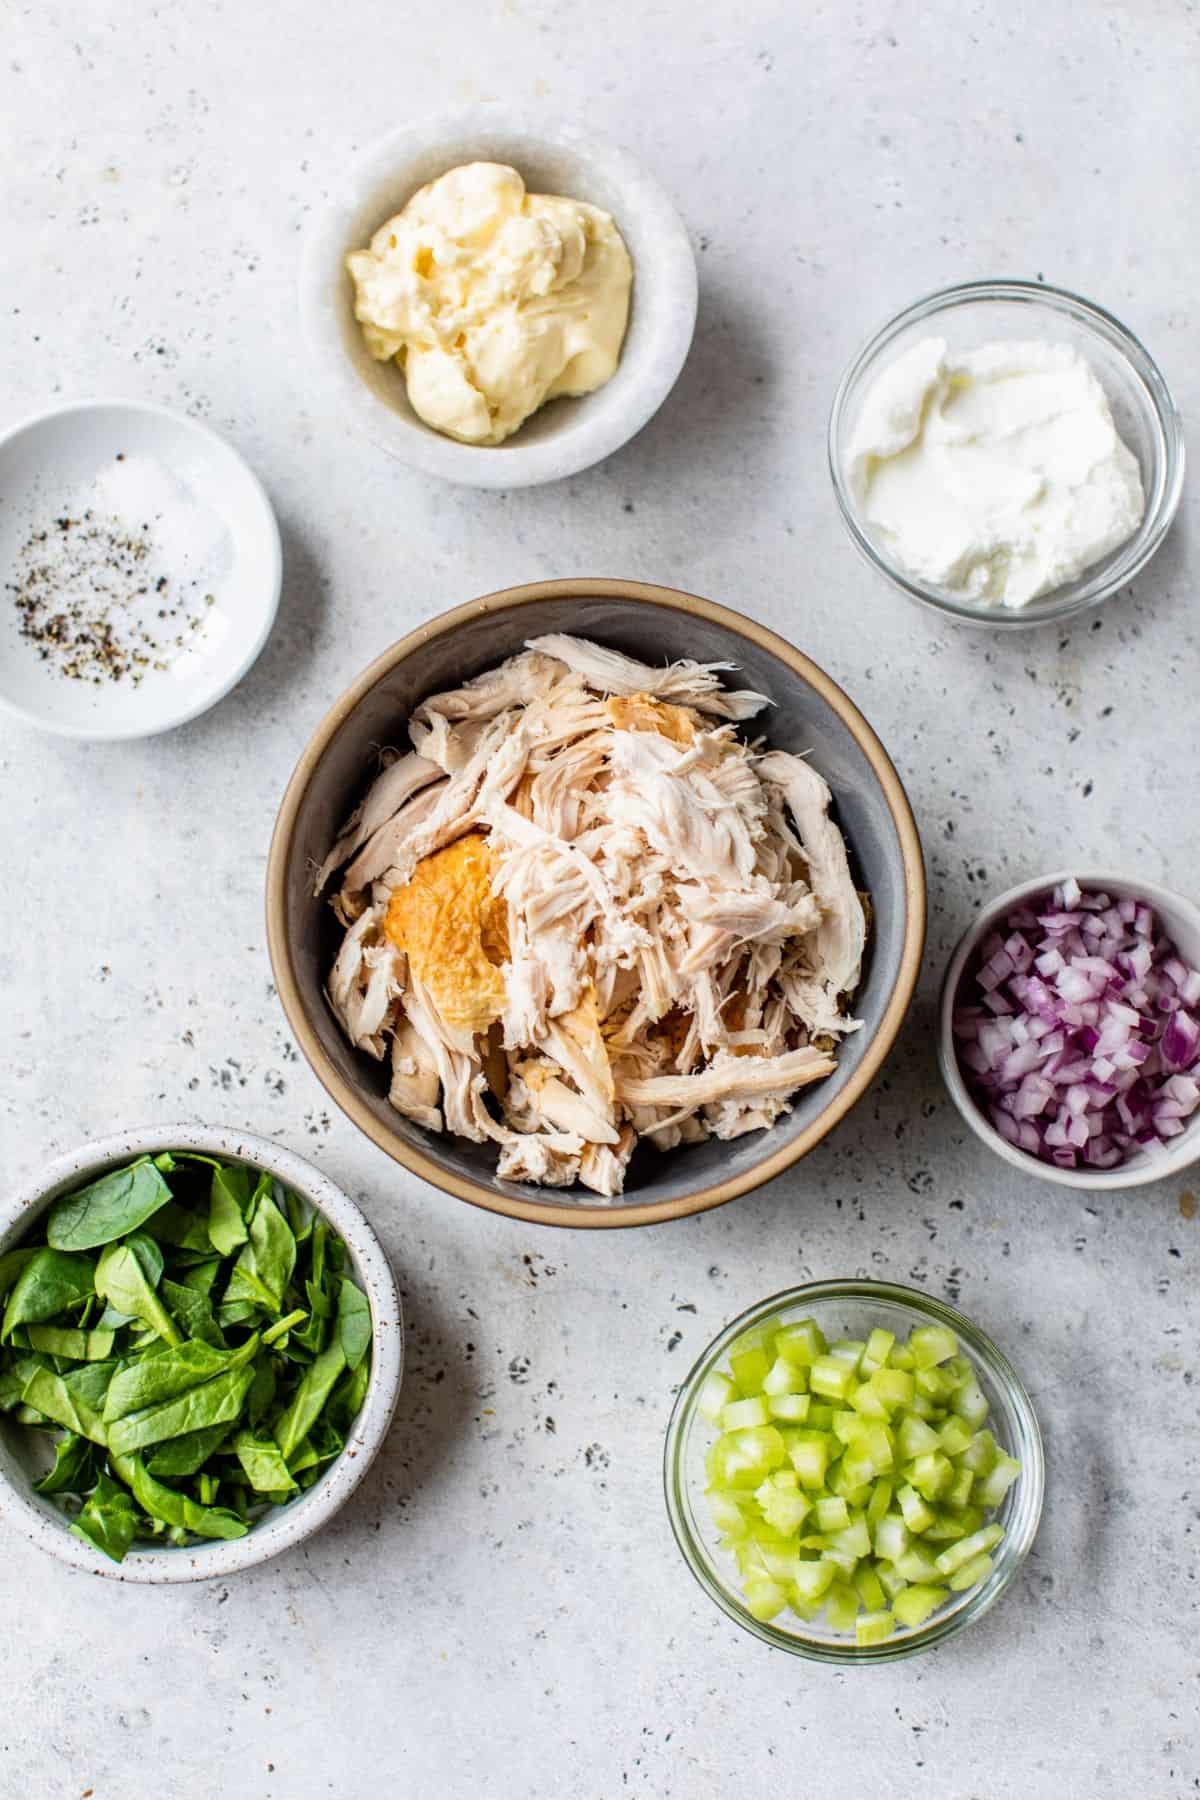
[953,880,1200,1170]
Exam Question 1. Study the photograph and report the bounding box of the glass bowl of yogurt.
[828,280,1184,627]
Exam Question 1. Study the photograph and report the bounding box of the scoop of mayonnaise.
[848,337,1145,607]
[347,162,633,446]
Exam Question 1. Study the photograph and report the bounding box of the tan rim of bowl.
[266,578,927,1228]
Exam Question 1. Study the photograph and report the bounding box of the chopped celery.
[773,1320,825,1366]
[849,1380,890,1420]
[707,1490,751,1537]
[833,1409,869,1446]
[828,1515,871,1561]
[791,1558,836,1602]
[893,1583,948,1627]
[896,1483,935,1533]
[907,1451,953,1501]
[937,1415,973,1456]
[860,1327,895,1375]
[789,1591,824,1622]
[958,1428,998,1475]
[877,1562,908,1602]
[810,1356,855,1401]
[976,1453,1022,1508]
[763,1355,807,1397]
[863,1423,895,1471]
[854,1564,886,1611]
[865,1478,894,1530]
[948,1552,993,1592]
[951,1374,989,1429]
[721,1396,771,1431]
[730,1344,771,1395]
[934,1523,1004,1576]
[895,1545,942,1584]
[855,1609,895,1645]
[871,1368,916,1412]
[824,1580,859,1631]
[700,1313,1021,1640]
[909,1325,957,1369]
[922,1511,969,1543]
[743,1575,788,1621]
[897,1415,941,1460]
[755,1474,811,1537]
[755,1543,802,1583]
[698,1371,736,1422]
[708,1424,786,1487]
[944,1467,975,1512]
[787,1431,832,1488]
[873,1512,910,1564]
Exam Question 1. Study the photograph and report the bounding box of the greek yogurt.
[848,337,1145,608]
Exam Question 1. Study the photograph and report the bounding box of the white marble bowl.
[0,401,281,739]
[301,111,698,487]
[939,871,1200,1189]
[0,1125,403,1582]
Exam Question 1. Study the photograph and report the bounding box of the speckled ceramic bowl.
[301,109,698,487]
[0,1125,403,1583]
[267,578,927,1228]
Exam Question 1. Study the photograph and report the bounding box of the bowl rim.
[938,868,1200,1189]
[265,576,927,1229]
[0,1124,403,1582]
[663,1278,1045,1663]
[299,109,699,488]
[827,277,1186,630]
[0,397,282,740]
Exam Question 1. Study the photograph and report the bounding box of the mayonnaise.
[848,337,1145,607]
[346,162,633,447]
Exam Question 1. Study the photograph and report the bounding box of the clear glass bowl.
[828,280,1185,629]
[664,1280,1044,1663]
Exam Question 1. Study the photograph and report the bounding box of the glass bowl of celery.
[664,1280,1044,1662]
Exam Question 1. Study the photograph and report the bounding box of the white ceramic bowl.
[0,400,281,740]
[0,1125,403,1582]
[939,871,1200,1189]
[301,110,698,487]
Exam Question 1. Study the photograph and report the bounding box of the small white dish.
[301,110,698,488]
[0,1125,403,1583]
[939,870,1200,1190]
[0,400,281,740]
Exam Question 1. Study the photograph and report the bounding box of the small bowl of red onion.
[939,872,1200,1188]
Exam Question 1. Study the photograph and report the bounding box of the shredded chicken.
[318,635,867,1197]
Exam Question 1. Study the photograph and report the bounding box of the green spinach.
[70,1472,139,1561]
[2,1249,96,1343]
[1,1150,375,1562]
[94,1243,180,1347]
[47,1157,172,1251]
[35,1431,101,1496]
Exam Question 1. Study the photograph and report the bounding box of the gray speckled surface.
[1,3,1197,1796]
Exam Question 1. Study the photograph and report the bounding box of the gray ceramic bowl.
[0,1125,403,1583]
[267,580,926,1228]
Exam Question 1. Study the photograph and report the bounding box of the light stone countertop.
[2,3,1197,1796]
